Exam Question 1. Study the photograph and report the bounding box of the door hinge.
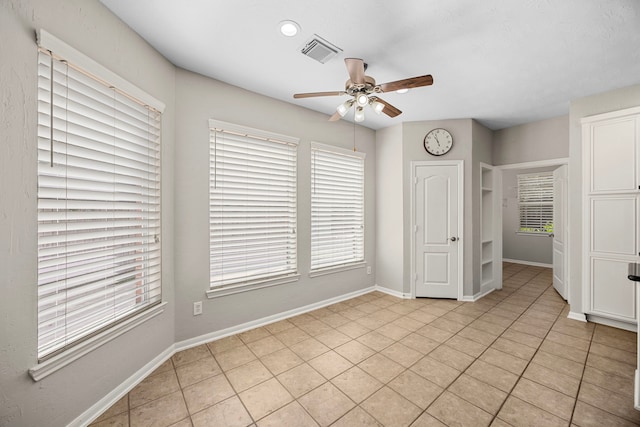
[414,225,418,233]
[414,177,418,185]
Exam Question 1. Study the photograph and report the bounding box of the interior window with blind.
[518,172,554,234]
[36,37,163,361]
[310,142,365,272]
[209,120,299,295]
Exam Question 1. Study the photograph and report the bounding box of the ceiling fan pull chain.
[353,115,356,152]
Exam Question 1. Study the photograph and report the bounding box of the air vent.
[300,35,342,64]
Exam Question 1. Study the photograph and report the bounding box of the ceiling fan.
[293,58,433,122]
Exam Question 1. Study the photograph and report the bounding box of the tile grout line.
[100,264,596,427]
[169,354,200,426]
[394,268,549,426]
[207,344,257,426]
[419,268,564,426]
[567,325,595,426]
[349,299,470,427]
[114,265,519,426]
[567,329,640,425]
[486,279,569,426]
[402,266,546,426]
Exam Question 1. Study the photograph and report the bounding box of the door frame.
[495,158,570,302]
[552,164,569,300]
[410,160,464,300]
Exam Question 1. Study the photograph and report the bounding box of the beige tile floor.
[90,263,640,426]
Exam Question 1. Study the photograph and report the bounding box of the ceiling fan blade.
[293,91,345,99]
[379,74,434,93]
[329,111,342,121]
[345,58,365,85]
[374,97,402,118]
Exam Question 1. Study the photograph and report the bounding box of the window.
[518,172,553,234]
[36,31,163,361]
[209,120,298,295]
[310,142,365,272]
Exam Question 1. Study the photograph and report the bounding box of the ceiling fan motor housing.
[345,76,381,96]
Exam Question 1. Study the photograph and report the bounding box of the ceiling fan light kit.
[337,99,354,117]
[293,58,433,123]
[356,93,369,107]
[371,99,384,115]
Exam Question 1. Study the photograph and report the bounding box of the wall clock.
[423,128,453,156]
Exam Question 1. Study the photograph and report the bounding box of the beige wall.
[492,115,569,165]
[173,68,377,341]
[1,2,377,425]
[0,1,176,426]
[402,120,476,296]
[374,119,493,298]
[375,124,404,294]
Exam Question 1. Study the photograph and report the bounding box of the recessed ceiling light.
[396,88,409,94]
[279,20,301,37]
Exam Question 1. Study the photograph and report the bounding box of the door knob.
[450,237,458,242]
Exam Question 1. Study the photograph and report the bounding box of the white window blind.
[36,46,162,360]
[209,121,298,290]
[310,142,365,271]
[518,172,554,234]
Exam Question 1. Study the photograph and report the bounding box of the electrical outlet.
[366,266,372,275]
[193,301,203,316]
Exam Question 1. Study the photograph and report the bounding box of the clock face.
[424,128,453,156]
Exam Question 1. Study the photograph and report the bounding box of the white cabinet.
[582,107,640,324]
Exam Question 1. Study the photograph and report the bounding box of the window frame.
[309,141,366,275]
[30,30,166,381]
[517,171,554,235]
[207,120,300,299]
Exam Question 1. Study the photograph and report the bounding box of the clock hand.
[435,135,441,147]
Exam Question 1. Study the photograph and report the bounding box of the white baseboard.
[73,286,380,427]
[567,311,587,322]
[503,258,552,268]
[174,286,375,352]
[460,286,496,302]
[374,285,411,299]
[71,285,378,426]
[634,370,640,411]
[70,345,175,427]
[587,313,637,332]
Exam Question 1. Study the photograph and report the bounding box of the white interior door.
[552,165,568,299]
[414,163,461,299]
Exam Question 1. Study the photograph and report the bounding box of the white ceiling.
[100,0,640,130]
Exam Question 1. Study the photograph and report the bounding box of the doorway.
[496,158,570,301]
[410,160,464,299]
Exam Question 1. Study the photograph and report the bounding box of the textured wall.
[492,115,569,166]
[375,125,404,293]
[0,1,176,426]
[402,119,475,297]
[173,69,377,342]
